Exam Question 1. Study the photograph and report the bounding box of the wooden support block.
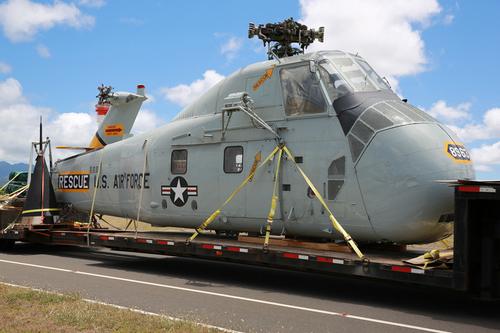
[237,235,353,253]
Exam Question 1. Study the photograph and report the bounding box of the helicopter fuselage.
[53,51,474,244]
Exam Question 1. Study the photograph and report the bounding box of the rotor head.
[248,17,324,59]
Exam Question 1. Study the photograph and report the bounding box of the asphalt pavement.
[0,243,499,333]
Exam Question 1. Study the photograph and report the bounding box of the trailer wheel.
[0,239,15,251]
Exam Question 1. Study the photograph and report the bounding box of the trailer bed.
[1,181,499,299]
[1,226,454,289]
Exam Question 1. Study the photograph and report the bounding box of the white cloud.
[446,108,500,143]
[0,77,165,164]
[0,77,25,106]
[161,70,225,107]
[422,101,500,174]
[78,0,106,8]
[470,142,500,174]
[424,100,471,123]
[36,44,51,58]
[0,62,12,74]
[131,109,165,134]
[220,36,243,60]
[47,112,94,149]
[0,0,95,42]
[300,0,441,80]
[0,77,95,163]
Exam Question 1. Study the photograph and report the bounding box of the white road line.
[0,258,451,333]
[0,281,242,333]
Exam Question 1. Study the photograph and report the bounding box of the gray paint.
[53,50,475,244]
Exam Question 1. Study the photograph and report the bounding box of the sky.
[0,0,499,179]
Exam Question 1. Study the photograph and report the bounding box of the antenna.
[39,116,43,155]
[248,18,324,60]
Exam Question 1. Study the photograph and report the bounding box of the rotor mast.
[248,17,324,60]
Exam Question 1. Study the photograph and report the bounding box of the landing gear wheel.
[0,239,15,251]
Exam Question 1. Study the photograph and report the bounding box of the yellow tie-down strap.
[187,143,366,261]
[21,207,61,215]
[282,146,366,260]
[187,147,280,243]
[263,147,283,249]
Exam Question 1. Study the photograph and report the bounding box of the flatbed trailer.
[1,181,499,300]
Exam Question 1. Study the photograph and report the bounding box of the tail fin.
[89,84,147,149]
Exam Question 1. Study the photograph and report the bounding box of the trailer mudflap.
[454,182,500,299]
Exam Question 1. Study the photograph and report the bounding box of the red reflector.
[201,244,214,249]
[316,256,331,263]
[283,253,299,259]
[391,265,412,273]
[157,240,168,245]
[226,246,240,252]
[215,250,223,256]
[98,236,108,241]
[95,105,110,115]
[458,186,480,192]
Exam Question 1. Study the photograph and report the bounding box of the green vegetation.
[1,172,27,195]
[0,284,221,333]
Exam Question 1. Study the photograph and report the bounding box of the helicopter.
[49,18,474,245]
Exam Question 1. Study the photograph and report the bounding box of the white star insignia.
[171,178,186,203]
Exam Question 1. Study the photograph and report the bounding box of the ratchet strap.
[0,172,22,192]
[134,140,149,238]
[87,150,104,246]
[282,146,365,260]
[186,147,280,244]
[263,147,283,249]
[2,184,29,201]
[248,151,261,182]
[186,143,366,261]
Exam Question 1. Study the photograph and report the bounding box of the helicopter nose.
[354,122,475,244]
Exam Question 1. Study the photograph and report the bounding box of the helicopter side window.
[224,146,243,173]
[280,65,327,116]
[328,156,345,200]
[171,150,187,174]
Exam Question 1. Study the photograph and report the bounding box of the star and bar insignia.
[161,176,198,207]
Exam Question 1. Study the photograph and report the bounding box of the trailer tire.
[0,239,15,251]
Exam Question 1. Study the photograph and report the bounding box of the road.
[0,243,499,333]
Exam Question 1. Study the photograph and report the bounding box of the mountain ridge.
[0,161,29,184]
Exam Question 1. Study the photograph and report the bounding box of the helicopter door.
[276,62,348,237]
[150,146,221,218]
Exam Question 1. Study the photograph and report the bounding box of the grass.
[0,284,222,333]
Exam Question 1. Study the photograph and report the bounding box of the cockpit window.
[326,54,389,92]
[329,56,376,92]
[280,65,327,116]
[354,58,390,90]
[318,65,351,102]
